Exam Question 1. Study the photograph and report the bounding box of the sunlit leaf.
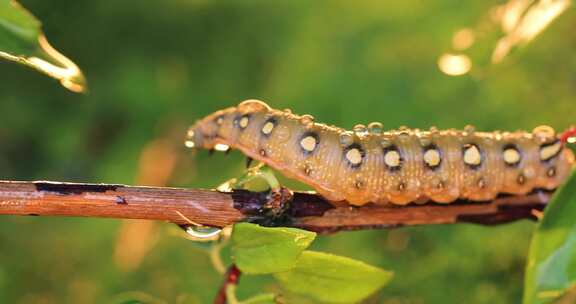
[274,251,393,304]
[492,0,571,63]
[524,170,576,304]
[0,0,86,92]
[231,223,316,275]
[110,291,166,304]
[240,293,277,304]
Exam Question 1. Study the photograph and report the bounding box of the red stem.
[214,264,242,304]
[560,127,576,144]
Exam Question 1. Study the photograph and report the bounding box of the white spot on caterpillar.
[261,121,275,135]
[345,148,363,166]
[503,147,521,165]
[185,140,195,148]
[214,143,230,152]
[300,135,317,152]
[540,141,562,161]
[239,116,250,129]
[423,148,441,168]
[463,144,482,166]
[384,150,401,168]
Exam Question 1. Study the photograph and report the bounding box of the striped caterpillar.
[187,100,575,206]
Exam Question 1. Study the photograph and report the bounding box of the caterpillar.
[187,100,575,206]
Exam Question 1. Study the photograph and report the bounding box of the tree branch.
[0,180,549,233]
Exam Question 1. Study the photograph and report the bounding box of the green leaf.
[274,251,393,303]
[231,223,316,275]
[0,0,86,92]
[524,170,576,304]
[240,293,277,304]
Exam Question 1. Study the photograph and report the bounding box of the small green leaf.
[0,0,86,92]
[274,251,393,303]
[524,170,576,304]
[231,223,316,274]
[240,293,277,304]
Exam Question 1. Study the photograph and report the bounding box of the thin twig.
[0,180,550,233]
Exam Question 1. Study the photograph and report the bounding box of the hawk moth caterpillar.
[187,100,574,206]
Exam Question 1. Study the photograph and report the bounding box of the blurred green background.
[1,0,575,303]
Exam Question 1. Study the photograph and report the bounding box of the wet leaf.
[0,0,86,92]
[231,223,316,275]
[524,170,576,304]
[274,251,393,304]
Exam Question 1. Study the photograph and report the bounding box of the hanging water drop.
[353,124,368,137]
[463,124,476,136]
[184,225,223,241]
[185,140,196,148]
[299,114,315,126]
[185,128,197,148]
[187,128,195,138]
[533,125,556,143]
[214,143,230,152]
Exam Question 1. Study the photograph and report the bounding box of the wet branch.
[0,180,550,233]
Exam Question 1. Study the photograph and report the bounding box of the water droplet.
[184,140,196,148]
[429,126,439,133]
[184,225,222,241]
[368,122,383,134]
[419,136,432,147]
[187,128,195,138]
[381,139,392,148]
[299,114,315,125]
[339,132,355,146]
[283,108,293,114]
[353,124,368,137]
[493,131,503,141]
[533,125,556,142]
[216,179,235,192]
[397,129,411,139]
[464,124,475,135]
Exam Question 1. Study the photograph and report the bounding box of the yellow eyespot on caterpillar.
[423,145,441,169]
[462,144,482,168]
[300,132,319,154]
[187,99,575,206]
[503,144,521,166]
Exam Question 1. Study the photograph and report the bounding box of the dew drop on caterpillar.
[187,99,575,206]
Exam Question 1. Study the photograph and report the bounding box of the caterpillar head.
[186,100,272,150]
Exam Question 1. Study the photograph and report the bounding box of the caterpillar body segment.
[188,100,575,206]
